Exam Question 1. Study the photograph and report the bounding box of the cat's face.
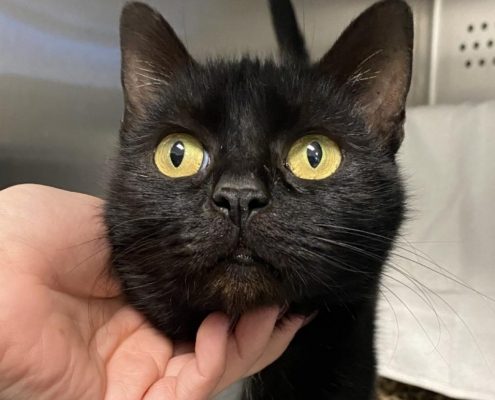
[105,1,413,340]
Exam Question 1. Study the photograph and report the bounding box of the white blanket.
[377,101,495,400]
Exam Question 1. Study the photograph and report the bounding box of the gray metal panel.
[430,0,495,104]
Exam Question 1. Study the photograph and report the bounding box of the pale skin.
[0,185,307,400]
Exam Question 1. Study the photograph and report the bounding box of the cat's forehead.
[165,58,339,139]
[197,59,304,109]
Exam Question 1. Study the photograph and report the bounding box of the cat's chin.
[197,258,287,317]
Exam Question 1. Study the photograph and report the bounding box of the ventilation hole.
[482,22,488,31]
[465,60,472,68]
[468,24,474,32]
[460,43,466,51]
[473,41,480,49]
[493,57,495,66]
[488,40,494,48]
[479,59,486,67]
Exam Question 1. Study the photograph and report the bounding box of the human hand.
[0,185,306,400]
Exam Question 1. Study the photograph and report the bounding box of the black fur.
[105,1,413,399]
[268,0,309,63]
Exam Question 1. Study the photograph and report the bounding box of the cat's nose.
[212,175,270,226]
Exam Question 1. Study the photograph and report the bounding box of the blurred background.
[0,1,494,399]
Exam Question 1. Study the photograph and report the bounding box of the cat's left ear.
[318,0,413,154]
[120,2,193,114]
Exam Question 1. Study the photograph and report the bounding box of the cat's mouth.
[230,247,273,266]
[219,247,282,279]
[197,247,286,316]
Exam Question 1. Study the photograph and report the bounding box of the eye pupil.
[170,141,185,167]
[307,141,322,168]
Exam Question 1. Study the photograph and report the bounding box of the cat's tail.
[268,0,309,63]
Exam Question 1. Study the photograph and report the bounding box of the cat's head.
[105,0,413,339]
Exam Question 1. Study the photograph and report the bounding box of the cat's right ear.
[317,0,413,154]
[120,2,193,114]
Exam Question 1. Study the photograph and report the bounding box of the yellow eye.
[154,133,207,178]
[286,134,341,180]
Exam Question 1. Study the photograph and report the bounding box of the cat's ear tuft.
[318,0,413,154]
[120,2,192,113]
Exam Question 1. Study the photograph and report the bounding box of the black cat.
[105,0,413,398]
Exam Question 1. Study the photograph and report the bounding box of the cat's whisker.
[388,250,495,303]
[122,280,157,291]
[386,262,445,339]
[305,238,441,331]
[384,264,494,375]
[105,215,175,233]
[285,251,339,292]
[304,234,441,314]
[314,223,495,303]
[310,234,454,327]
[306,233,493,370]
[377,287,401,362]
[380,276,446,359]
[381,268,446,350]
